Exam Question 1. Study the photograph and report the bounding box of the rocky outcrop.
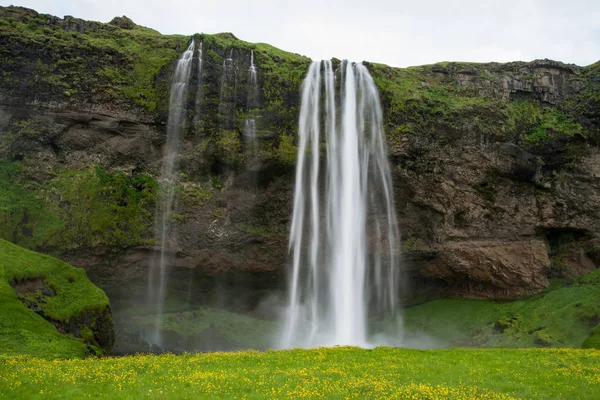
[419,240,549,298]
[431,59,583,105]
[11,277,115,354]
[0,104,162,168]
[1,238,115,356]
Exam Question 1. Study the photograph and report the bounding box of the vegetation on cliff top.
[0,6,310,122]
[0,7,187,115]
[367,61,591,153]
[0,238,112,358]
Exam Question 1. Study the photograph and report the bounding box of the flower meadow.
[0,347,598,399]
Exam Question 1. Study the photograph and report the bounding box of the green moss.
[0,161,157,253]
[179,183,212,207]
[239,224,275,237]
[506,101,583,145]
[0,238,110,358]
[577,269,600,284]
[402,239,423,249]
[253,43,310,135]
[367,62,508,141]
[271,134,297,166]
[214,130,243,165]
[582,325,600,349]
[116,305,277,349]
[403,271,600,348]
[0,10,188,114]
[564,62,600,142]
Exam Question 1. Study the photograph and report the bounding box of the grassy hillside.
[0,238,113,358]
[0,347,598,399]
[403,270,600,348]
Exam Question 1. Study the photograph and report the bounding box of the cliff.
[1,6,599,315]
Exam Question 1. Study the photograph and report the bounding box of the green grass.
[403,270,600,348]
[112,270,600,353]
[0,347,598,399]
[0,239,110,358]
[0,160,157,253]
[115,304,277,350]
[583,325,600,349]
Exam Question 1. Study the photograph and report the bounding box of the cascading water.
[193,42,204,136]
[244,50,258,139]
[219,49,236,129]
[280,60,401,348]
[148,41,195,346]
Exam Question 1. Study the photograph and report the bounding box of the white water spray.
[281,60,401,348]
[193,42,204,136]
[219,49,236,129]
[148,41,195,346]
[244,50,258,139]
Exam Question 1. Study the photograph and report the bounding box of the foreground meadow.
[1,347,598,399]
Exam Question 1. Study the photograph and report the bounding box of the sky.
[1,0,599,68]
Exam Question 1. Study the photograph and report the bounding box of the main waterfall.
[281,60,401,348]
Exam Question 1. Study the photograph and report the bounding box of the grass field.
[0,347,598,399]
[402,271,600,349]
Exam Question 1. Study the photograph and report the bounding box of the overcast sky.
[2,0,599,67]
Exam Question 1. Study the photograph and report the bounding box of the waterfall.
[280,60,401,348]
[219,49,236,129]
[148,40,195,347]
[193,42,204,136]
[244,50,258,139]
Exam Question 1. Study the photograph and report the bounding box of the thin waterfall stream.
[244,50,258,140]
[148,41,195,346]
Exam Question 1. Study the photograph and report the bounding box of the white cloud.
[1,0,598,67]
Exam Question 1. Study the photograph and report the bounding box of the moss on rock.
[582,324,600,349]
[0,160,157,253]
[0,238,114,358]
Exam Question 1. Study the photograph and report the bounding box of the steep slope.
[0,238,114,358]
[402,270,600,348]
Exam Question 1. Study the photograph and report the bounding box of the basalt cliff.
[1,6,600,322]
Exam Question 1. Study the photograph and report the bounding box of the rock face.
[0,5,599,315]
[420,240,550,298]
